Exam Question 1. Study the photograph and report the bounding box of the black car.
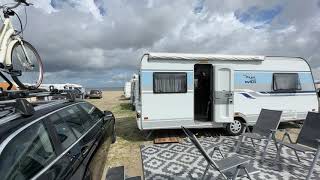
[0,99,116,180]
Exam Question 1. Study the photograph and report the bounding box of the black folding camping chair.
[234,109,282,161]
[275,112,320,180]
[182,126,258,180]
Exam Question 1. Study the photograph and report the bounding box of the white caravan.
[124,81,132,99]
[40,83,84,91]
[136,53,319,135]
[130,74,139,110]
[39,83,85,98]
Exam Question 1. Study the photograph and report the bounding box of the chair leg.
[201,164,210,180]
[218,148,225,158]
[273,140,279,151]
[235,135,245,152]
[213,147,225,158]
[275,143,283,162]
[232,166,241,180]
[306,148,320,180]
[272,134,279,151]
[250,138,256,148]
[262,134,273,161]
[243,167,252,180]
[294,150,301,162]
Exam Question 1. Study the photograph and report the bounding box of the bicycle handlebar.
[2,0,31,10]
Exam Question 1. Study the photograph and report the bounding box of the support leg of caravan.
[142,130,154,140]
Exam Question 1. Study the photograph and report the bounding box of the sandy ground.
[87,91,150,179]
[87,91,302,180]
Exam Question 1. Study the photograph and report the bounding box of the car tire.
[226,119,244,136]
[83,169,92,180]
[112,125,116,143]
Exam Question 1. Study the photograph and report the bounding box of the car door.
[77,103,105,164]
[0,121,57,180]
[43,111,83,180]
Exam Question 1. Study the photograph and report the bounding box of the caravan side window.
[153,72,187,93]
[273,73,301,92]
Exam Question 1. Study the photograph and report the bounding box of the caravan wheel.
[226,119,244,136]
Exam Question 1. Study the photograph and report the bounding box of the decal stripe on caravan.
[235,71,315,93]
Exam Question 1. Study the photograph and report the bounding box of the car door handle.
[81,147,89,156]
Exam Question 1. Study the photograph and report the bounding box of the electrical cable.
[13,10,23,36]
[22,6,27,33]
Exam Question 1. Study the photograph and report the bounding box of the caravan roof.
[146,52,265,61]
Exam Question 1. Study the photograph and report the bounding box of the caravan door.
[213,66,234,123]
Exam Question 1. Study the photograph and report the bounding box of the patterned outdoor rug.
[141,136,320,180]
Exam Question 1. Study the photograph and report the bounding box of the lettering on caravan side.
[243,74,257,84]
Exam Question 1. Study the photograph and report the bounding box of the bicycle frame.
[0,17,23,66]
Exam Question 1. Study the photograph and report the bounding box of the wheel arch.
[234,113,248,124]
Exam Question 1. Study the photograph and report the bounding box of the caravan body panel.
[136,53,318,130]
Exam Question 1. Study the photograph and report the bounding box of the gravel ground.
[86,91,302,180]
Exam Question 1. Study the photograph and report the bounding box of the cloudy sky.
[2,0,320,87]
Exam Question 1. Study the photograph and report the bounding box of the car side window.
[0,121,56,180]
[48,113,78,149]
[58,106,86,137]
[78,103,104,125]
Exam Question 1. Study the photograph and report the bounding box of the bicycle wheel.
[10,40,44,89]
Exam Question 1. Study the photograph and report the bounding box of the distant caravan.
[124,81,132,99]
[135,53,319,135]
[130,74,139,111]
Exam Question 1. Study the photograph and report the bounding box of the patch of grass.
[106,101,149,177]
[111,103,135,118]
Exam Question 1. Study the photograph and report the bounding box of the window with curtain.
[153,72,187,93]
[273,73,301,92]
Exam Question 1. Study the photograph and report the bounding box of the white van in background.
[135,52,319,135]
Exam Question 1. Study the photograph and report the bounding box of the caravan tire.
[226,119,244,136]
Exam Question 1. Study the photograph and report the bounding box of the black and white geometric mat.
[141,136,320,180]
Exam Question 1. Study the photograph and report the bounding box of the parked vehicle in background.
[124,82,132,99]
[130,74,139,111]
[40,83,86,99]
[0,99,116,180]
[84,91,90,99]
[51,89,84,100]
[89,89,103,99]
[136,52,319,135]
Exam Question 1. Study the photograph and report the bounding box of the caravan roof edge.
[144,52,265,61]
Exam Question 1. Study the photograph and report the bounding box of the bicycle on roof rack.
[0,0,43,90]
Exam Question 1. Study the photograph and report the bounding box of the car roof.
[0,100,85,144]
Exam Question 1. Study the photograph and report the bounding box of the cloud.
[2,0,320,87]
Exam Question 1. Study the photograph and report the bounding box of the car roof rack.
[0,87,78,117]
[0,88,77,101]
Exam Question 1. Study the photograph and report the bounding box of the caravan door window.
[153,72,187,93]
[273,73,301,92]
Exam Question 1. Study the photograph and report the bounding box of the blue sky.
[1,0,320,88]
[235,5,283,28]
